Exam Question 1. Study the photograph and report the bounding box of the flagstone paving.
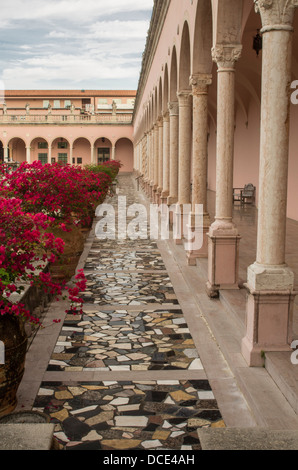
[32,174,225,450]
[33,380,224,450]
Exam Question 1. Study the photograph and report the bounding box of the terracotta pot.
[48,223,84,281]
[0,315,27,418]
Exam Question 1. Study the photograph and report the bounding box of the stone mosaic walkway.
[32,175,225,450]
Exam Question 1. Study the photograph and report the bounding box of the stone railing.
[0,113,133,124]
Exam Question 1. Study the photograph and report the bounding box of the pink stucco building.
[132,0,298,369]
[0,89,135,172]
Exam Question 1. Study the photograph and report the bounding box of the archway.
[8,137,26,163]
[72,137,91,166]
[115,138,133,172]
[179,21,191,92]
[0,141,3,163]
[170,46,178,102]
[30,137,49,164]
[94,137,112,165]
[51,137,71,164]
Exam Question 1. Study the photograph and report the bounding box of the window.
[58,153,68,164]
[64,100,71,109]
[43,100,50,108]
[58,141,68,149]
[53,100,60,109]
[38,153,48,165]
[38,141,48,149]
[98,148,110,164]
[82,98,91,110]
[77,157,82,164]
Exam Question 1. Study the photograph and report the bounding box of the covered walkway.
[15,174,298,450]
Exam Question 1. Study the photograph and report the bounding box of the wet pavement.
[30,174,225,450]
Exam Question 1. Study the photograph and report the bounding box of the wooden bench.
[233,183,256,205]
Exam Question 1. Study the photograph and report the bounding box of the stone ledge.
[0,423,55,450]
[197,428,298,450]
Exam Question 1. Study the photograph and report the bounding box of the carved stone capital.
[176,90,192,107]
[163,110,169,121]
[168,101,179,116]
[211,44,242,70]
[189,74,212,96]
[157,115,163,126]
[254,0,297,31]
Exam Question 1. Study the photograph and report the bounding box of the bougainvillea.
[0,196,87,325]
[0,160,120,326]
[0,161,112,228]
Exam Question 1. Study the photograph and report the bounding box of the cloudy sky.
[0,0,153,90]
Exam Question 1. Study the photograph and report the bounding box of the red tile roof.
[4,90,137,98]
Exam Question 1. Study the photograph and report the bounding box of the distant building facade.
[0,89,136,172]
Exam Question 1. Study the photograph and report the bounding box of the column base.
[167,196,178,226]
[155,188,162,205]
[185,214,210,265]
[186,228,208,265]
[241,288,296,367]
[173,203,189,245]
[150,183,157,202]
[206,223,241,297]
[160,191,169,207]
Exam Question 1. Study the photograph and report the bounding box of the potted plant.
[0,196,86,417]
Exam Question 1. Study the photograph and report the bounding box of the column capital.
[190,74,212,96]
[168,101,179,116]
[177,90,192,106]
[163,110,169,121]
[254,0,297,31]
[211,44,242,70]
[157,115,163,126]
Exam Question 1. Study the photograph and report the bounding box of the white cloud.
[0,0,153,89]
[0,0,154,26]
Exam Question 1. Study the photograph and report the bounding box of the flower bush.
[0,161,112,229]
[85,160,122,182]
[0,160,120,326]
[0,196,86,325]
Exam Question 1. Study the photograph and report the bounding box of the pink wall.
[0,124,134,170]
[115,138,134,172]
[72,138,91,166]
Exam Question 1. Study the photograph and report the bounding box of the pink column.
[186,74,212,265]
[167,101,179,206]
[206,44,242,297]
[175,91,192,244]
[156,117,163,204]
[161,111,170,206]
[242,0,297,366]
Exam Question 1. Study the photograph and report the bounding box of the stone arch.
[0,140,3,163]
[158,77,163,118]
[163,63,169,114]
[8,137,26,163]
[193,0,213,75]
[179,21,191,91]
[153,86,158,122]
[51,136,71,165]
[73,137,92,166]
[213,0,244,45]
[115,137,133,173]
[30,136,50,164]
[94,136,112,165]
[169,46,178,101]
